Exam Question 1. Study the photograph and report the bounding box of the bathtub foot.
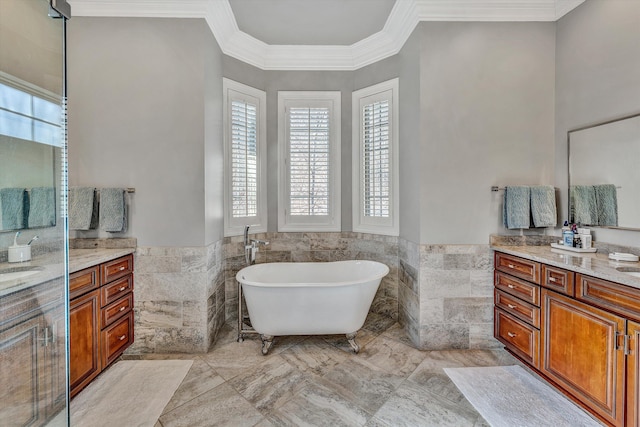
[346,332,360,354]
[261,335,274,355]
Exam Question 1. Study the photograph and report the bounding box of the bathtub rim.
[236,260,390,288]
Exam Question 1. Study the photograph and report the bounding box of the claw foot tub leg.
[261,334,274,355]
[346,332,359,354]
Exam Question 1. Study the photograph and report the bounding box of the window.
[278,91,341,232]
[0,71,62,147]
[223,78,267,236]
[352,79,399,236]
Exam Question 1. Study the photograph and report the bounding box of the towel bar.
[492,185,620,192]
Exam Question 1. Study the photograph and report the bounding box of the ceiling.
[229,0,397,46]
[67,0,585,70]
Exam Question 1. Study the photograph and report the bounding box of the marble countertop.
[491,244,640,290]
[0,248,135,297]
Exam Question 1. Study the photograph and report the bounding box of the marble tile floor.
[121,313,520,427]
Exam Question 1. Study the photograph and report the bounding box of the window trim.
[0,71,63,147]
[278,91,341,232]
[223,78,267,237]
[352,78,399,236]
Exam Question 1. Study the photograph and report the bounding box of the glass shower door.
[0,0,70,426]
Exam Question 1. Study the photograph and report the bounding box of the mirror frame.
[567,112,640,231]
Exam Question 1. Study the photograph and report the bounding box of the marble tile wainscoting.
[223,232,400,325]
[129,240,225,354]
[400,238,501,351]
[120,232,521,354]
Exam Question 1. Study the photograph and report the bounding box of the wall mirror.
[568,113,640,230]
[0,0,64,233]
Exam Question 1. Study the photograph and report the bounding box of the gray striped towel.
[69,187,98,230]
[594,184,618,226]
[503,186,530,229]
[530,186,557,227]
[99,188,127,232]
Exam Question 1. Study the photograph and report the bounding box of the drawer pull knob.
[119,286,126,291]
[549,277,557,282]
[508,264,515,269]
[507,304,517,309]
[119,306,126,312]
[507,332,517,338]
[507,284,515,289]
[119,335,126,341]
[119,266,126,271]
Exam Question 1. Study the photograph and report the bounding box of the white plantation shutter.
[278,91,341,232]
[231,100,258,217]
[353,79,399,236]
[362,100,390,218]
[223,79,267,236]
[288,107,330,216]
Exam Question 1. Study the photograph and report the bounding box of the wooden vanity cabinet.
[0,281,66,427]
[494,253,541,368]
[69,254,134,398]
[495,251,640,426]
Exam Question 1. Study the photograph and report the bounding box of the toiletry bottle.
[563,222,574,247]
[574,235,582,249]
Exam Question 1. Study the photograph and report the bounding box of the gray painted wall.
[66,4,639,250]
[68,18,223,247]
[396,29,422,243]
[204,27,224,245]
[555,0,640,247]
[0,0,62,95]
[418,22,556,244]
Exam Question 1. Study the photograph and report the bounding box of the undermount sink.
[0,266,43,282]
[616,267,640,278]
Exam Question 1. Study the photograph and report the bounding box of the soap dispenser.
[8,231,31,263]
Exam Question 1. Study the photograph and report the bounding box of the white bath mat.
[444,365,603,427]
[71,360,192,427]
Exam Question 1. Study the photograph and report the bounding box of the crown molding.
[68,0,208,17]
[555,0,585,19]
[67,0,585,70]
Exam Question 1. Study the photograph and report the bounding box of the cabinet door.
[627,320,640,427]
[42,303,67,419]
[0,315,42,427]
[69,290,101,398]
[541,289,625,426]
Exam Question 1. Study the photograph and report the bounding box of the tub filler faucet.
[238,225,269,343]
[244,225,269,265]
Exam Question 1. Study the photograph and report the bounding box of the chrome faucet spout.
[244,225,250,247]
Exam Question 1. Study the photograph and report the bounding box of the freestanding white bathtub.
[236,260,389,355]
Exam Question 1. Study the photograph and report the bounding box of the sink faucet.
[244,225,269,265]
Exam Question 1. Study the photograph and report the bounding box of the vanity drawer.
[100,274,133,308]
[100,254,133,285]
[101,293,133,329]
[101,311,133,367]
[495,289,540,328]
[69,266,99,300]
[495,271,540,306]
[495,308,539,368]
[541,265,575,296]
[495,252,540,284]
[576,274,640,322]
